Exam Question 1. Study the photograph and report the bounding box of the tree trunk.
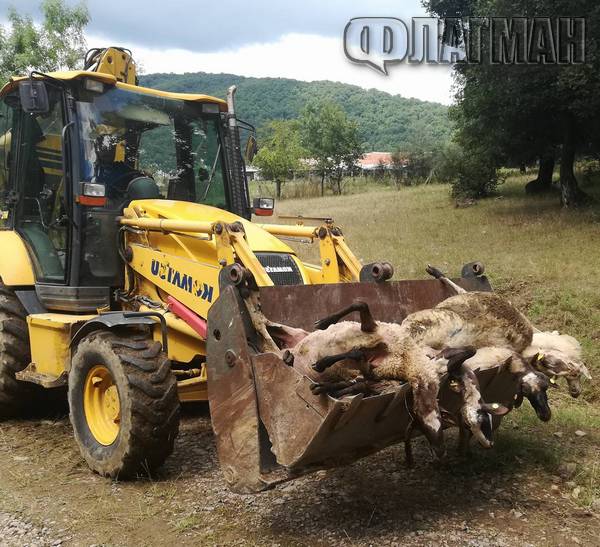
[525,155,555,194]
[538,156,555,187]
[559,118,588,208]
[320,173,325,197]
[275,180,282,198]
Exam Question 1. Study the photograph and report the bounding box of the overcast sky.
[0,0,454,104]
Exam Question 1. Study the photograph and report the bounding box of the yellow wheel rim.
[83,365,121,446]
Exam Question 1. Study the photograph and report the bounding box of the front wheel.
[68,331,180,478]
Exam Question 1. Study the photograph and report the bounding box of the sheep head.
[444,349,510,448]
[516,370,552,421]
[531,351,591,399]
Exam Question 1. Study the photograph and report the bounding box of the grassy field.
[261,172,600,507]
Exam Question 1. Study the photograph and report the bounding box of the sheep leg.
[426,264,466,295]
[310,377,362,395]
[314,301,377,333]
[312,348,366,373]
[404,419,416,467]
[333,378,370,398]
[458,423,472,456]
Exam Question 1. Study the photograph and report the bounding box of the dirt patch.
[0,404,598,546]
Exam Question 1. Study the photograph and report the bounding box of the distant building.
[358,152,394,172]
[357,152,410,173]
[245,165,261,181]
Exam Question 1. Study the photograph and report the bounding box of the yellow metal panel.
[131,244,220,320]
[116,82,227,110]
[127,199,296,254]
[27,314,94,377]
[177,376,208,402]
[0,231,35,286]
[2,72,227,110]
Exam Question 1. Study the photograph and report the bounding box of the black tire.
[68,331,180,479]
[0,284,34,418]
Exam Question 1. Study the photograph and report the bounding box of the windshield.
[76,86,228,209]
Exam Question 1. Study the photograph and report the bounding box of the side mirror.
[253,197,274,217]
[19,80,50,114]
[245,134,258,164]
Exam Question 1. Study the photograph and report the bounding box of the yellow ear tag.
[537,353,545,361]
[550,377,557,384]
[492,403,499,410]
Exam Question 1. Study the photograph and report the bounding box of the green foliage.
[450,147,500,198]
[426,0,600,206]
[139,73,453,153]
[0,0,89,84]
[299,101,363,195]
[253,120,305,196]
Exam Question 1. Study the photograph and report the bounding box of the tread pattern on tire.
[69,331,180,479]
[0,284,32,417]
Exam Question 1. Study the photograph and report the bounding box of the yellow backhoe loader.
[0,48,516,493]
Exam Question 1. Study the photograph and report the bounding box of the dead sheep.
[463,347,553,422]
[407,346,510,463]
[399,291,533,354]
[524,331,592,398]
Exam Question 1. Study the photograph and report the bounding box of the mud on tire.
[0,284,35,418]
[68,331,180,479]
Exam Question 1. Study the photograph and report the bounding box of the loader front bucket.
[206,276,520,493]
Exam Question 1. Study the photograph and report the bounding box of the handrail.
[257,224,317,239]
[119,217,215,234]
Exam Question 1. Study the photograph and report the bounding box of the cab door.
[13,85,70,284]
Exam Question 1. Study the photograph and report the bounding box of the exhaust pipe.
[227,85,238,128]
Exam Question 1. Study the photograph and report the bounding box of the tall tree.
[0,0,89,84]
[300,101,363,195]
[253,120,305,198]
[425,0,600,206]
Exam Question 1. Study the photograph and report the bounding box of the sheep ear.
[482,403,510,416]
[530,352,543,368]
[580,363,593,381]
[514,392,524,408]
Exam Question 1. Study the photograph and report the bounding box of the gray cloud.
[0,0,425,52]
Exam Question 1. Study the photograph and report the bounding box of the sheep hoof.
[313,318,331,331]
[310,383,328,395]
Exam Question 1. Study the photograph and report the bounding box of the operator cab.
[0,75,253,312]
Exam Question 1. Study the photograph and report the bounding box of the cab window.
[0,96,17,229]
[15,87,68,283]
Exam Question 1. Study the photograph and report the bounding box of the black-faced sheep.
[462,347,553,422]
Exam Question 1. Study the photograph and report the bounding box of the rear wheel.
[0,284,34,418]
[68,331,180,478]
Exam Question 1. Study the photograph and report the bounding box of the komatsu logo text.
[150,260,214,303]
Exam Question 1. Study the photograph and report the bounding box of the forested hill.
[140,72,452,152]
